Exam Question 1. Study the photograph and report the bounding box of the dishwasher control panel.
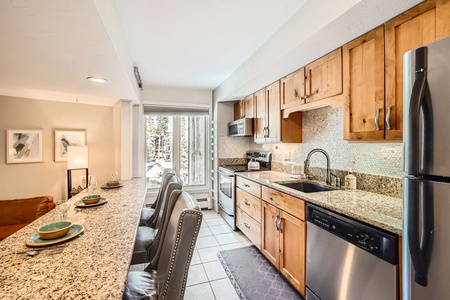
[306,203,398,265]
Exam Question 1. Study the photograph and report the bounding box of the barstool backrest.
[154,191,202,300]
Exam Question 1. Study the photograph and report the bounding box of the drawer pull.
[244,183,250,188]
[244,223,250,229]
[244,200,250,206]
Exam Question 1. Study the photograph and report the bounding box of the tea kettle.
[248,157,260,170]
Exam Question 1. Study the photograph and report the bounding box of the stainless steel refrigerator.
[403,36,450,299]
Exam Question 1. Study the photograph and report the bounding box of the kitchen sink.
[275,181,335,193]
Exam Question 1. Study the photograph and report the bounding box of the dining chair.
[139,168,176,226]
[132,174,182,264]
[124,191,202,300]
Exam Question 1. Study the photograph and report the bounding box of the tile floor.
[130,209,252,300]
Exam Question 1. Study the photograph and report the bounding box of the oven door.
[218,169,236,229]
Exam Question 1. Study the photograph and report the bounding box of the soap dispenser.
[345,168,357,190]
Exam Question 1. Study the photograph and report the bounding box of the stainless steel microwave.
[228,118,253,136]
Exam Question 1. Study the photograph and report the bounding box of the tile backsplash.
[251,106,404,178]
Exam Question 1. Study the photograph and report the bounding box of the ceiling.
[0,0,424,106]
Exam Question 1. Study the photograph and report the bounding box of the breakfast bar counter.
[0,177,147,299]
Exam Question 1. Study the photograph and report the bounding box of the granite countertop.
[0,178,147,299]
[236,171,403,235]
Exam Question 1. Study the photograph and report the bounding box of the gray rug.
[217,246,304,300]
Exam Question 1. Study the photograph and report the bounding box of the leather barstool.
[124,191,203,300]
[139,168,176,226]
[132,174,182,264]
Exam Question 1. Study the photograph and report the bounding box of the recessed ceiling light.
[86,76,108,83]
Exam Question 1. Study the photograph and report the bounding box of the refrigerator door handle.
[406,46,433,176]
[406,178,434,286]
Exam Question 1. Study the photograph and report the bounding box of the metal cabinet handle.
[244,183,250,188]
[244,223,250,229]
[274,215,279,229]
[277,218,282,233]
[294,89,299,98]
[386,106,392,130]
[244,199,250,206]
[303,95,309,100]
[375,108,381,131]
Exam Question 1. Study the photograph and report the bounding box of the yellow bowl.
[82,194,101,204]
[38,221,72,240]
[106,180,119,187]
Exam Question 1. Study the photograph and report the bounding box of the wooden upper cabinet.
[233,95,254,120]
[265,81,281,143]
[344,26,385,141]
[305,48,342,103]
[281,68,306,110]
[233,101,242,120]
[242,95,254,118]
[385,0,437,140]
[254,88,266,143]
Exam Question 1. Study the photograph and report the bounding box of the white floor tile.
[242,240,253,247]
[205,218,227,227]
[234,230,250,242]
[210,277,240,300]
[198,245,222,263]
[196,235,219,249]
[203,261,228,281]
[201,209,221,219]
[220,242,245,250]
[198,226,213,237]
[190,249,201,265]
[209,224,233,235]
[187,264,209,286]
[215,232,241,245]
[184,282,216,300]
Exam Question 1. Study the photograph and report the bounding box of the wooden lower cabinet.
[236,207,261,249]
[235,183,262,249]
[261,201,306,296]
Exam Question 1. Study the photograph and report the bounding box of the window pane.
[179,116,206,186]
[145,116,173,187]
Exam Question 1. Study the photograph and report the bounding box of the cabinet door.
[254,88,266,143]
[343,26,385,141]
[261,202,279,267]
[265,81,281,143]
[242,95,254,118]
[281,68,306,110]
[305,48,342,103]
[385,1,437,140]
[279,211,306,296]
[233,101,242,120]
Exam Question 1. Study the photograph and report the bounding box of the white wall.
[0,96,115,200]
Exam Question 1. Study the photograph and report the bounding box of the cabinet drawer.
[261,186,305,221]
[236,176,261,198]
[236,207,261,249]
[236,188,261,223]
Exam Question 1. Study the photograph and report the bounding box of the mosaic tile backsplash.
[251,106,404,178]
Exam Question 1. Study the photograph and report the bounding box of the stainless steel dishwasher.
[306,203,398,300]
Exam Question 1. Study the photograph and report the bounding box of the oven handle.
[218,169,235,178]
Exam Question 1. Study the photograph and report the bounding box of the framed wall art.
[6,129,44,164]
[54,129,86,162]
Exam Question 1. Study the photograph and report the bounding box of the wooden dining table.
[0,178,147,299]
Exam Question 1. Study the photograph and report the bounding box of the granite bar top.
[236,171,402,235]
[0,178,147,299]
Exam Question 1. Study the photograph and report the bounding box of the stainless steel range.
[218,151,272,229]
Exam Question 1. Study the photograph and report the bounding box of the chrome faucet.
[304,148,331,185]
